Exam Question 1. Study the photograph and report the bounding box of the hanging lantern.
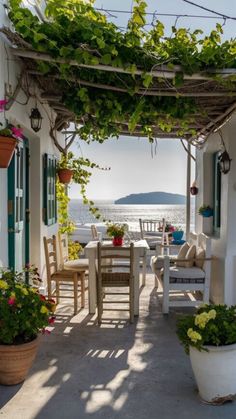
[190,181,198,196]
[218,150,231,174]
[29,107,43,132]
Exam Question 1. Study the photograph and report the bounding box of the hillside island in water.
[115,192,186,205]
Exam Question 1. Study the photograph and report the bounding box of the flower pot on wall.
[113,237,123,246]
[201,209,213,218]
[57,168,73,184]
[0,136,17,168]
[0,337,39,385]
[190,344,236,404]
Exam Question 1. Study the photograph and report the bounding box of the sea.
[69,199,195,231]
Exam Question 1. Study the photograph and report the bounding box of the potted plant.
[106,223,128,246]
[0,267,56,385]
[198,205,213,217]
[177,304,236,404]
[0,123,23,168]
[57,152,74,184]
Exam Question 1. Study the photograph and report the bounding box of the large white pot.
[190,343,236,404]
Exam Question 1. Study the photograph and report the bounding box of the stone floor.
[1,273,236,419]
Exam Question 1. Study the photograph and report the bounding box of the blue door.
[8,139,30,271]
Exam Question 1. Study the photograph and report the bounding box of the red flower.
[42,328,51,335]
[40,294,46,301]
[0,99,7,112]
[8,297,16,306]
[48,316,55,324]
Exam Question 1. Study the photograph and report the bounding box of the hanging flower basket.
[0,136,18,168]
[57,168,73,184]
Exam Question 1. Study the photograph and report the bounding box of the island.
[115,192,186,205]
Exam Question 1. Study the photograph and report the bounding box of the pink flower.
[0,99,7,112]
[169,226,175,232]
[48,316,55,324]
[11,126,23,139]
[8,297,16,306]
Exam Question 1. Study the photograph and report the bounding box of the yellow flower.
[10,292,16,298]
[40,305,49,314]
[21,287,29,296]
[208,309,216,320]
[0,280,8,290]
[187,328,202,343]
[30,287,38,294]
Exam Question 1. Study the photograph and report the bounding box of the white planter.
[190,343,236,404]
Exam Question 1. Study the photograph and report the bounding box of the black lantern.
[29,107,43,132]
[218,150,231,174]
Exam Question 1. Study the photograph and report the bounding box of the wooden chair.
[43,235,85,315]
[58,232,89,273]
[161,233,212,313]
[139,218,166,251]
[91,224,102,241]
[96,242,135,324]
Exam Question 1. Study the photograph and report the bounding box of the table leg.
[134,254,140,316]
[88,252,96,314]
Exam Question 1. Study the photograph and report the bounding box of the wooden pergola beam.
[12,47,231,81]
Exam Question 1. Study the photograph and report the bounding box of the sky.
[69,0,236,201]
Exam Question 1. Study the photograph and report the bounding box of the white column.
[186,143,191,240]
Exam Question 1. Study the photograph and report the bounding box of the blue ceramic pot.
[172,230,184,241]
[201,209,213,217]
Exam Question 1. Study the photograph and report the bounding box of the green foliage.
[106,223,128,238]
[177,304,236,354]
[0,268,56,345]
[57,152,109,222]
[8,0,236,142]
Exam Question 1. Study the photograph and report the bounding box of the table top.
[85,239,149,250]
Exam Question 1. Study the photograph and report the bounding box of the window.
[213,152,221,234]
[43,154,57,226]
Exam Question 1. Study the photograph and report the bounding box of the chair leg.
[56,280,60,304]
[142,254,146,286]
[130,279,134,323]
[162,257,170,314]
[97,282,102,324]
[47,279,52,299]
[73,274,78,315]
[80,272,85,308]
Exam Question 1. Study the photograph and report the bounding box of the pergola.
[1,21,236,236]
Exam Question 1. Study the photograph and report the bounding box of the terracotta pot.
[190,186,198,195]
[113,237,123,246]
[0,337,39,385]
[57,168,73,184]
[0,136,17,168]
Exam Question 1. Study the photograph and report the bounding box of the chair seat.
[63,258,89,271]
[160,266,205,284]
[51,270,82,280]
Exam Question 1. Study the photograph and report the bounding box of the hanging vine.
[7,0,236,143]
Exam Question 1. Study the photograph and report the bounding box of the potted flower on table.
[177,304,236,404]
[0,267,56,385]
[0,123,23,168]
[106,223,128,246]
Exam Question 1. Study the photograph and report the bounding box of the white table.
[84,240,149,316]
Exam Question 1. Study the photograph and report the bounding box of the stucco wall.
[0,5,63,287]
[195,113,236,305]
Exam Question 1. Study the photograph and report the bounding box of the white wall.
[0,5,64,287]
[195,113,236,305]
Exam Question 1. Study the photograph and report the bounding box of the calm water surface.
[69,200,195,230]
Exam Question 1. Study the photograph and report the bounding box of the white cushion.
[168,266,205,279]
[151,255,177,272]
[176,242,190,267]
[64,258,89,271]
[195,247,205,269]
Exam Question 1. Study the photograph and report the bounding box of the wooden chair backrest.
[91,224,99,240]
[58,232,69,267]
[43,235,58,280]
[97,243,134,286]
[139,218,166,238]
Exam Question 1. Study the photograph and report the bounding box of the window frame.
[43,153,57,226]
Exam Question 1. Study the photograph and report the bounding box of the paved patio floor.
[1,273,236,419]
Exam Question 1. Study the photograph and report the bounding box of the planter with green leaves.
[57,153,74,184]
[0,268,56,385]
[0,124,23,168]
[198,205,213,218]
[177,304,236,404]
